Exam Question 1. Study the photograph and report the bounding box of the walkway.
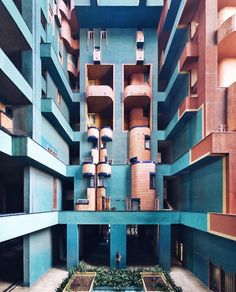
[171,265,208,292]
[0,264,208,292]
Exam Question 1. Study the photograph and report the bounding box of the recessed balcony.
[82,162,96,177]
[179,42,199,71]
[97,162,111,177]
[218,14,236,59]
[67,54,78,77]
[123,84,151,111]
[100,127,112,142]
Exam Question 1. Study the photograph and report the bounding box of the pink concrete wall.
[131,162,156,211]
[130,126,151,161]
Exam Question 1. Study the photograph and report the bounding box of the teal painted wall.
[46,72,70,122]
[159,225,171,271]
[110,225,127,269]
[41,116,69,164]
[29,167,62,212]
[172,225,236,286]
[67,224,79,270]
[168,158,223,213]
[172,108,202,161]
[106,165,131,210]
[24,228,53,286]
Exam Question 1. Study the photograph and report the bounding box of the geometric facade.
[0,0,236,290]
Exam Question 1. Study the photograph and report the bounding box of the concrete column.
[110,225,126,269]
[159,225,171,271]
[67,224,79,270]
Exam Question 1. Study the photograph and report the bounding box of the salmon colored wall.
[131,162,156,211]
[129,108,149,129]
[97,187,106,211]
[130,127,151,161]
[0,112,13,131]
[218,58,236,87]
[75,188,96,211]
[227,82,236,131]
[100,148,108,163]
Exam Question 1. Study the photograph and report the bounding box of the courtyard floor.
[0,264,208,292]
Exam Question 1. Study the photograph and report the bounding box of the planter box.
[140,272,171,292]
[63,272,96,292]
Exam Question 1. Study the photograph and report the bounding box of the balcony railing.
[86,85,114,101]
[124,84,151,101]
[218,14,236,44]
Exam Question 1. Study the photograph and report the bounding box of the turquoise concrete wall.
[172,108,202,161]
[41,116,69,164]
[159,225,171,271]
[28,167,62,212]
[173,225,236,286]
[169,158,223,213]
[110,225,127,269]
[46,73,70,122]
[106,165,131,210]
[67,224,79,270]
[23,227,53,286]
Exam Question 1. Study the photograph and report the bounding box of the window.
[89,177,95,188]
[145,135,150,149]
[98,177,105,187]
[101,29,107,39]
[150,173,155,189]
[88,30,94,40]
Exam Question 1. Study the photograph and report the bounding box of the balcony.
[86,85,114,104]
[58,0,71,20]
[0,111,13,134]
[67,54,78,77]
[87,126,99,141]
[100,127,112,142]
[0,49,32,104]
[61,17,80,53]
[123,84,151,111]
[97,162,111,177]
[82,162,96,177]
[179,42,199,71]
[218,14,236,59]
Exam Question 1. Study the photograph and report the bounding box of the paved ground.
[0,264,208,292]
[171,265,208,292]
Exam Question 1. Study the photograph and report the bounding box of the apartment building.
[0,0,236,290]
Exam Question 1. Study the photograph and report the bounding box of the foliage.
[55,263,182,292]
[163,271,183,292]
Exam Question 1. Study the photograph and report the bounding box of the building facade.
[0,0,236,290]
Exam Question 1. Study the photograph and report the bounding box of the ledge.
[0,0,32,49]
[40,43,75,106]
[0,49,32,104]
[41,98,79,142]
